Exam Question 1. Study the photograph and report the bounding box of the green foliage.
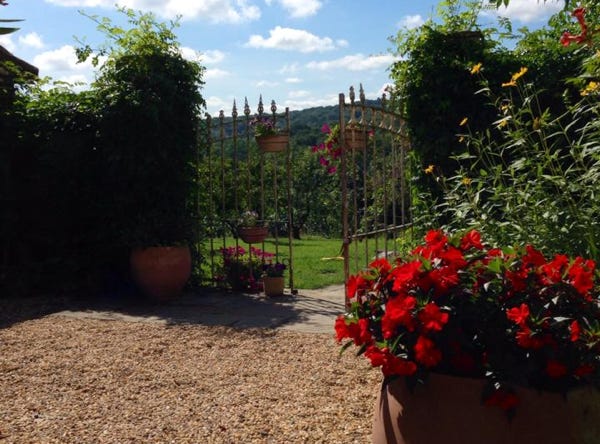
[421,45,600,260]
[392,0,589,234]
[78,7,206,247]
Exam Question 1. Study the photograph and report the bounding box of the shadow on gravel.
[1,284,345,331]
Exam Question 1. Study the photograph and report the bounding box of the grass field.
[204,234,405,289]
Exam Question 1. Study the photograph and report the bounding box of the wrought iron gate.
[339,85,412,304]
[199,96,295,292]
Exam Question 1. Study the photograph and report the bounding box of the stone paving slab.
[49,285,346,334]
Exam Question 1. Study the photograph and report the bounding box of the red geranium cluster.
[336,230,600,416]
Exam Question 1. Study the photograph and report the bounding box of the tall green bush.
[78,8,206,249]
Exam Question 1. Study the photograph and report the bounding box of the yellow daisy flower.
[462,177,472,185]
[424,165,434,174]
[470,62,482,75]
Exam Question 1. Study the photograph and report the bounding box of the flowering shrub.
[336,229,600,416]
[220,245,273,291]
[249,114,281,138]
[262,261,286,277]
[310,123,372,174]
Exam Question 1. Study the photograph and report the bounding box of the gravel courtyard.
[0,296,381,443]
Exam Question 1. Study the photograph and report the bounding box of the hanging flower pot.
[129,245,191,301]
[373,373,600,444]
[263,276,285,297]
[238,226,269,244]
[344,128,366,150]
[256,133,289,153]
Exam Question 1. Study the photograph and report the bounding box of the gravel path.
[0,314,381,443]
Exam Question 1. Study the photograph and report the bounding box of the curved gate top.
[339,85,411,305]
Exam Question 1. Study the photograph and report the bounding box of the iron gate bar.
[340,84,411,307]
[202,96,294,292]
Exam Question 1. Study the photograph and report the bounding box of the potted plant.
[337,229,600,443]
[262,261,286,297]
[77,8,206,301]
[237,210,269,244]
[249,114,289,153]
[219,245,273,292]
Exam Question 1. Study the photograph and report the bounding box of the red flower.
[382,295,417,338]
[570,320,581,342]
[346,273,367,299]
[418,303,449,333]
[334,316,372,346]
[515,326,544,349]
[540,254,568,285]
[460,229,483,250]
[484,389,520,411]
[574,364,595,377]
[364,346,417,376]
[506,303,530,326]
[413,229,448,258]
[522,245,546,268]
[429,266,460,297]
[390,260,422,292]
[505,268,528,293]
[369,258,392,275]
[414,335,442,368]
[546,360,568,379]
[568,257,595,297]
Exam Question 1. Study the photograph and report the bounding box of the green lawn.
[204,234,405,289]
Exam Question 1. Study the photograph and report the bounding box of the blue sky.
[1,0,564,115]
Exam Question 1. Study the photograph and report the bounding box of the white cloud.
[268,0,322,18]
[306,53,398,72]
[398,14,424,30]
[285,77,302,83]
[245,26,339,52]
[0,35,16,52]
[200,49,226,65]
[491,0,564,23]
[43,0,261,24]
[279,62,299,74]
[205,68,230,80]
[288,89,309,98]
[32,45,96,84]
[284,93,338,110]
[206,95,232,115]
[180,46,200,62]
[19,32,45,49]
[256,80,279,88]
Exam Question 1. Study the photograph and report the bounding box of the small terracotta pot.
[256,133,289,153]
[238,226,268,244]
[373,373,600,444]
[129,246,191,301]
[263,276,285,296]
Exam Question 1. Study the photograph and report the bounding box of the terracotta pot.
[344,128,366,150]
[256,133,289,153]
[373,373,600,444]
[263,276,285,296]
[129,246,191,301]
[238,226,268,244]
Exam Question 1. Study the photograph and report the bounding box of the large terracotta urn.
[373,373,600,444]
[129,245,191,301]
